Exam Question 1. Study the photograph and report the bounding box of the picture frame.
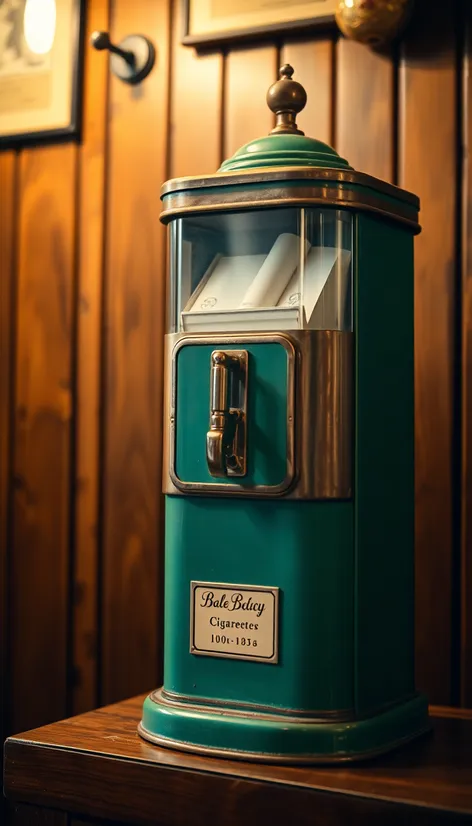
[0,0,84,147]
[182,0,337,48]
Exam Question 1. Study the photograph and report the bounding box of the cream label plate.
[190,581,279,663]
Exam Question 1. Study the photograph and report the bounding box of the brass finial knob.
[267,64,307,136]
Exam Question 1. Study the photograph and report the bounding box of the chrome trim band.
[137,721,431,765]
[160,187,420,234]
[157,687,416,723]
[160,165,420,210]
[290,330,353,500]
[159,688,355,722]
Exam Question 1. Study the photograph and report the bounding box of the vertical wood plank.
[73,0,110,716]
[10,145,77,733]
[336,39,394,181]
[224,46,277,159]
[1,153,17,826]
[281,39,333,145]
[399,10,457,704]
[0,151,16,748]
[170,0,222,177]
[101,0,170,704]
[462,0,472,707]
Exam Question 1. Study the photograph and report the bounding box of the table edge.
[4,733,472,818]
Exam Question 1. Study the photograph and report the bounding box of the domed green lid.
[220,133,351,172]
[220,64,352,173]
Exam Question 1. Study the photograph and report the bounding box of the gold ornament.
[335,0,414,47]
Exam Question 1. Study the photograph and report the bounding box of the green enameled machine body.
[139,71,430,761]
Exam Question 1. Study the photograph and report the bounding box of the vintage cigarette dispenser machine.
[139,65,430,762]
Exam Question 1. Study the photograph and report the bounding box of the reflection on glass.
[24,0,56,55]
[168,208,353,334]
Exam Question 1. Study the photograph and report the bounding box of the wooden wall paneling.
[68,821,117,826]
[169,0,223,177]
[10,144,77,734]
[224,45,278,159]
[0,152,16,749]
[281,39,334,146]
[462,0,472,707]
[101,0,170,705]
[73,0,110,716]
[1,152,17,826]
[68,821,97,826]
[335,38,395,182]
[8,803,66,826]
[70,818,128,826]
[399,7,457,704]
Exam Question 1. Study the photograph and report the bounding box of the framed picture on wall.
[182,0,337,47]
[0,0,84,147]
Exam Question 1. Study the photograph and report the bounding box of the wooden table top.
[4,696,472,826]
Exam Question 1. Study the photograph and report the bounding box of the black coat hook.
[91,31,155,85]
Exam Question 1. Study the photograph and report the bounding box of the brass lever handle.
[206,350,247,478]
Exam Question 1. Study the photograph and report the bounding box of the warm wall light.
[24,0,57,56]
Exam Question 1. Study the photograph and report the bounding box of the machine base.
[138,688,430,764]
